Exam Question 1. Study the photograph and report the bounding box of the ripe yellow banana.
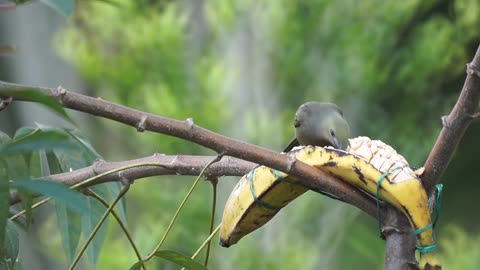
[220,136,440,269]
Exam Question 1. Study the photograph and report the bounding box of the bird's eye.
[330,129,335,137]
[294,118,301,128]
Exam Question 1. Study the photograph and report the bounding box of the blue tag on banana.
[220,136,440,269]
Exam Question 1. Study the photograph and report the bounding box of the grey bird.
[284,102,350,152]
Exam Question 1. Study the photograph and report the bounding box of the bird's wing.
[283,138,299,152]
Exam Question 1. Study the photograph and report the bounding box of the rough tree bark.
[0,80,377,217]
[383,44,480,270]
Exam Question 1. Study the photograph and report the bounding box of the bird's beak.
[332,137,348,150]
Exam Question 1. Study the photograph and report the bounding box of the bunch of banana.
[220,136,440,269]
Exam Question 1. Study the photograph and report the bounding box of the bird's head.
[322,112,350,150]
[294,102,350,150]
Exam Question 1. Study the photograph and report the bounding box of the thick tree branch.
[422,45,480,194]
[382,206,417,270]
[383,44,480,270]
[0,81,377,217]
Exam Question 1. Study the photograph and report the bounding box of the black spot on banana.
[220,136,440,269]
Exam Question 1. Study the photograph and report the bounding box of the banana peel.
[220,136,440,269]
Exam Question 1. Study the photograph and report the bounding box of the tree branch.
[383,43,480,270]
[422,45,480,194]
[9,154,256,204]
[382,206,417,270]
[0,81,377,217]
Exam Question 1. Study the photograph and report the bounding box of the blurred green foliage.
[441,225,480,269]
[45,0,480,269]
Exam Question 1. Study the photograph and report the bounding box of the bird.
[284,102,350,152]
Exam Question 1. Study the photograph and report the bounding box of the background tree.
[1,0,480,269]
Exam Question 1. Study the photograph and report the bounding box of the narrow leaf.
[66,130,127,223]
[0,159,9,253]
[56,202,81,264]
[0,130,12,243]
[0,220,19,269]
[82,196,108,269]
[65,129,101,160]
[5,154,32,226]
[129,261,143,270]
[0,88,73,123]
[11,180,89,215]
[48,129,111,268]
[12,127,36,140]
[0,129,76,155]
[12,127,35,172]
[45,150,82,264]
[45,150,62,174]
[154,250,208,270]
[3,129,34,224]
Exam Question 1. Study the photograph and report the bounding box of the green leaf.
[8,126,122,268]
[66,129,128,223]
[0,88,73,124]
[40,0,75,16]
[27,150,41,178]
[11,180,89,215]
[6,156,32,227]
[56,201,81,264]
[44,150,82,264]
[4,129,35,225]
[129,261,143,270]
[0,159,9,255]
[45,150,62,174]
[153,250,208,270]
[0,221,19,269]
[82,196,108,269]
[0,131,11,143]
[12,127,35,171]
[44,129,112,268]
[0,129,77,155]
[12,127,36,140]
[65,129,101,161]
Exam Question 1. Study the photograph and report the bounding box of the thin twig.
[70,162,170,189]
[204,177,218,267]
[9,198,50,221]
[86,189,146,270]
[192,224,221,260]
[68,184,130,270]
[180,223,222,270]
[144,155,223,261]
